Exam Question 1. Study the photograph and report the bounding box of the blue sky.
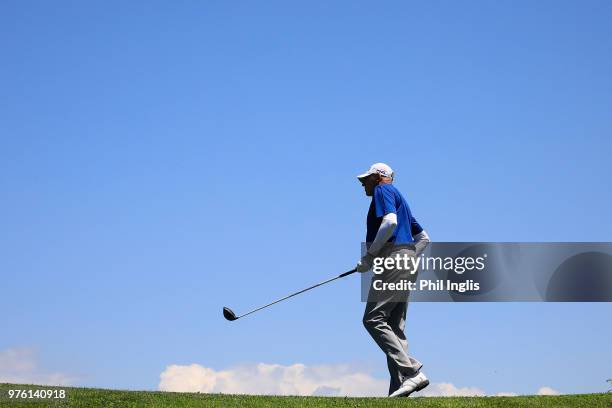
[1,0,611,396]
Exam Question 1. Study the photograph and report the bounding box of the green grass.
[1,383,610,407]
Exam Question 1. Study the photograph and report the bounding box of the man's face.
[360,174,379,197]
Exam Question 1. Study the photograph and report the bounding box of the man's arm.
[367,213,397,256]
[413,229,430,257]
[356,184,397,272]
[368,184,399,256]
[356,213,397,272]
[410,217,429,256]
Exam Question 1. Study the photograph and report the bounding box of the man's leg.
[386,300,422,395]
[385,301,403,395]
[386,355,401,396]
[363,247,422,389]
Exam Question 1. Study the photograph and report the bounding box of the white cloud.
[537,386,560,395]
[159,363,388,396]
[0,347,75,386]
[496,391,519,396]
[417,382,486,397]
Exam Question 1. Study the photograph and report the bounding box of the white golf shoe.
[388,371,429,398]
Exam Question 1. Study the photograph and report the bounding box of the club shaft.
[237,268,357,319]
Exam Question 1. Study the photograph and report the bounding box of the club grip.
[339,268,357,278]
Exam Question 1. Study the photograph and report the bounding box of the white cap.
[357,163,394,180]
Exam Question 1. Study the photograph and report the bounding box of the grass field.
[1,383,611,407]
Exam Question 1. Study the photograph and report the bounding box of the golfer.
[356,163,430,397]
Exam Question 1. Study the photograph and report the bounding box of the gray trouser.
[362,244,422,396]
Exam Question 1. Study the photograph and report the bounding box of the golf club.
[223,268,357,321]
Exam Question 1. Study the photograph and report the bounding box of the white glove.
[356,253,375,273]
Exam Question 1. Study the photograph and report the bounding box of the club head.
[223,307,238,321]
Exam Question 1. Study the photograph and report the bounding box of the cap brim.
[357,172,371,180]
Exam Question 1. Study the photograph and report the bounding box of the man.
[355,163,431,397]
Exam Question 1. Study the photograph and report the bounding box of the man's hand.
[356,252,375,273]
